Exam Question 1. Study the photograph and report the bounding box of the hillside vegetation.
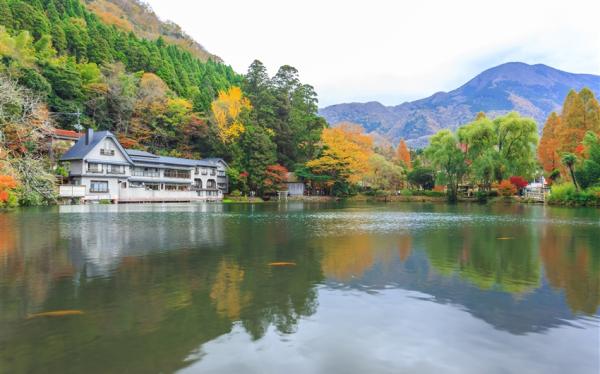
[84,0,218,62]
[0,0,240,130]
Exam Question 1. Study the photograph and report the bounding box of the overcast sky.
[146,0,600,107]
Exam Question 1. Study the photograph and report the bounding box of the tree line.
[1,0,599,206]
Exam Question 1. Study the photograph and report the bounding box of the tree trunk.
[568,166,579,191]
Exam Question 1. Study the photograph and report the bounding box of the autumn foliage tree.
[496,180,517,197]
[262,164,289,194]
[558,88,600,154]
[306,122,373,194]
[538,88,600,185]
[0,175,19,208]
[537,112,561,174]
[395,139,411,169]
[211,86,251,144]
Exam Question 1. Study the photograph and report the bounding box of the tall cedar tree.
[395,139,411,169]
[537,112,561,173]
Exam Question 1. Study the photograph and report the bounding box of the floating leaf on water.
[268,262,297,267]
[496,237,515,240]
[27,310,84,319]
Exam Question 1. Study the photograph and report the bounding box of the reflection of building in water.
[0,212,71,313]
[59,204,225,277]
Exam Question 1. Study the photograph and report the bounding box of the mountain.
[319,62,600,148]
[84,0,219,61]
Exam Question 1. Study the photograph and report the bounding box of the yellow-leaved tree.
[306,122,373,188]
[210,86,251,143]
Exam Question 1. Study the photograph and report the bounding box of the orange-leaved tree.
[496,179,517,197]
[0,175,19,208]
[395,139,411,169]
[306,123,373,189]
[538,112,561,173]
[263,164,289,194]
[557,88,600,154]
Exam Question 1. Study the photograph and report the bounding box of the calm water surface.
[0,202,598,373]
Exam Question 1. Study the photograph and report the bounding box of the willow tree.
[424,129,467,202]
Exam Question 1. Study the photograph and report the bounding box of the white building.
[59,129,228,203]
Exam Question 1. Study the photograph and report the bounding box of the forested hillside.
[84,0,218,62]
[0,0,240,131]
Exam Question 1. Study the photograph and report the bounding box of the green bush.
[0,191,19,209]
[421,190,445,197]
[230,190,242,197]
[548,183,576,202]
[400,189,413,196]
[99,199,112,205]
[476,190,488,203]
[548,183,600,206]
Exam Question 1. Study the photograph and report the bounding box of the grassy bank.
[546,184,600,207]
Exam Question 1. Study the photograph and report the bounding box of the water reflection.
[0,203,598,373]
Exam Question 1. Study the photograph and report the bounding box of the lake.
[0,202,598,373]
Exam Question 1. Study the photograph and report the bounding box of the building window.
[90,180,108,193]
[132,167,159,177]
[107,164,125,174]
[165,184,190,191]
[207,179,216,189]
[209,168,216,176]
[201,168,208,175]
[164,169,191,179]
[100,148,115,156]
[87,163,103,173]
[145,183,160,191]
[130,181,144,188]
[194,180,203,189]
[100,140,115,156]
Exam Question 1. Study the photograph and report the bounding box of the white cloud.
[145,0,600,106]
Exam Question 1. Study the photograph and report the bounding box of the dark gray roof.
[60,131,134,164]
[61,130,224,169]
[126,149,158,158]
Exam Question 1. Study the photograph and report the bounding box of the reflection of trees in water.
[320,235,376,281]
[422,224,540,294]
[539,225,600,314]
[319,232,412,282]
[210,260,250,319]
[0,207,324,373]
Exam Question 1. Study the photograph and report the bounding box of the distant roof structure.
[125,149,158,158]
[52,129,82,140]
[285,172,300,183]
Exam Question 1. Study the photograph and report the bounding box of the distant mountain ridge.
[319,62,600,148]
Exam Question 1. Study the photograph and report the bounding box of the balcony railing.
[107,169,126,175]
[164,169,191,179]
[132,170,159,177]
[87,168,103,173]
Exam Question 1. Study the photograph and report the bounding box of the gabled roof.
[202,158,229,168]
[60,130,134,164]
